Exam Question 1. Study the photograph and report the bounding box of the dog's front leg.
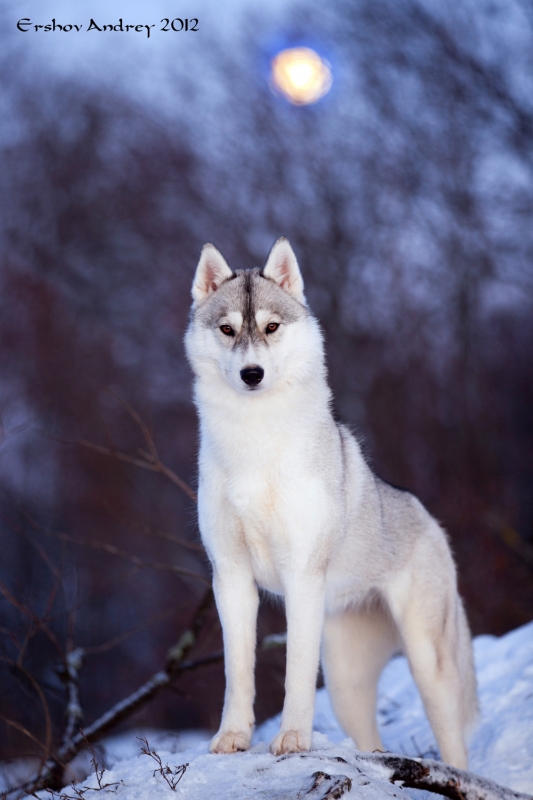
[210,565,259,754]
[270,573,326,755]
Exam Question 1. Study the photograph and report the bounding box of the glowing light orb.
[270,47,332,105]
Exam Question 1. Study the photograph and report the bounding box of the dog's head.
[185,238,323,395]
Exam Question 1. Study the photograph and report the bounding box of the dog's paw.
[210,730,251,754]
[269,729,310,755]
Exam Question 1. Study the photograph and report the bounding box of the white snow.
[28,619,533,799]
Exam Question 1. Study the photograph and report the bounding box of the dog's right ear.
[192,244,233,303]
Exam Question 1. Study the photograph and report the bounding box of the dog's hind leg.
[322,602,400,752]
[385,526,478,769]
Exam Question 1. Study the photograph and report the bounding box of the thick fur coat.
[185,238,477,768]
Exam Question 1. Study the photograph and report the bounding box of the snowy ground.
[3,620,533,798]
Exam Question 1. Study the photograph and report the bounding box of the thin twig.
[81,605,182,656]
[0,573,63,658]
[137,736,188,791]
[47,394,197,502]
[0,658,54,777]
[20,512,209,586]
[82,387,197,500]
[0,715,51,758]
[77,439,197,502]
[101,501,204,553]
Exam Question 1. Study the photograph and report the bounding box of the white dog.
[185,237,477,769]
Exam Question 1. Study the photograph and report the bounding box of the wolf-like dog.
[185,237,478,769]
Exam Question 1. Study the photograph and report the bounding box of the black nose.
[240,366,264,387]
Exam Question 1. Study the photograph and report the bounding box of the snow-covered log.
[354,751,532,800]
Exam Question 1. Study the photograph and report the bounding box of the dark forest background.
[0,0,532,770]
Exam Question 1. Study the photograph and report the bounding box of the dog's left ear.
[192,243,233,303]
[263,237,305,304]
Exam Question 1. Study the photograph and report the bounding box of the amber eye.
[266,322,280,334]
[220,324,234,337]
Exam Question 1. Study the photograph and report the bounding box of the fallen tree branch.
[281,751,532,800]
[63,588,214,756]
[8,717,532,800]
[358,751,532,800]
[5,588,214,798]
[62,625,287,747]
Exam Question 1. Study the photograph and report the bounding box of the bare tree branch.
[7,660,53,774]
[77,439,197,502]
[101,502,204,553]
[360,751,533,800]
[46,390,197,501]
[411,3,533,162]
[74,388,198,501]
[0,716,51,759]
[3,588,215,797]
[0,573,63,658]
[81,604,183,656]
[59,649,84,754]
[20,513,209,586]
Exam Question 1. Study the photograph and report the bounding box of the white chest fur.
[197,382,332,593]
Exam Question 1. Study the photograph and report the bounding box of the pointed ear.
[192,243,233,303]
[263,237,305,303]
